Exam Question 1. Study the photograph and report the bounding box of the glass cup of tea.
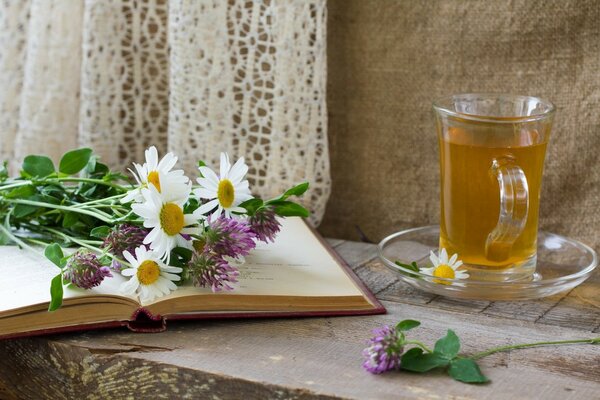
[433,94,555,281]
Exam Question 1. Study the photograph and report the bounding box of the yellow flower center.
[160,202,184,236]
[137,260,160,285]
[147,170,161,192]
[217,179,235,208]
[433,264,455,285]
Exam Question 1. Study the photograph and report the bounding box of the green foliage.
[448,358,489,383]
[434,330,460,359]
[241,182,310,218]
[90,226,111,239]
[59,148,93,175]
[394,261,420,277]
[48,273,64,312]
[401,348,450,372]
[45,243,66,268]
[22,155,55,177]
[396,319,420,332]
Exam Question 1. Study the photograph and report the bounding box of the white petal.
[162,265,183,273]
[145,146,158,170]
[123,250,138,266]
[197,177,218,191]
[229,157,248,183]
[195,188,216,199]
[220,153,230,178]
[196,199,219,214]
[161,272,181,281]
[420,267,435,275]
[135,245,147,261]
[199,166,220,185]
[121,267,136,277]
[157,152,177,172]
[429,251,439,266]
[449,253,458,265]
[439,248,448,265]
[120,277,139,295]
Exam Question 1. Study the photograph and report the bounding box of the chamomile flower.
[194,153,253,219]
[420,248,469,284]
[131,184,199,262]
[122,146,189,204]
[119,246,182,304]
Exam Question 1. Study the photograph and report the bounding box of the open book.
[0,218,384,339]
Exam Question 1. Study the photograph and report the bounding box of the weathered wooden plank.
[0,382,17,400]
[353,259,399,295]
[377,279,436,305]
[428,296,491,313]
[325,238,345,248]
[481,293,567,323]
[1,301,598,400]
[332,241,378,270]
[538,282,600,331]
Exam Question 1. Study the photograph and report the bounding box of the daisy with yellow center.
[119,246,182,304]
[122,146,189,204]
[131,183,199,262]
[194,153,253,219]
[420,248,469,285]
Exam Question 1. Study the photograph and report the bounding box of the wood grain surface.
[0,239,598,400]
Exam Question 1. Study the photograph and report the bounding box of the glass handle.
[485,158,529,262]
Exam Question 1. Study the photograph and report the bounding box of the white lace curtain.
[0,0,330,225]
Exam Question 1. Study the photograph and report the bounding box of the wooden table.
[1,239,599,399]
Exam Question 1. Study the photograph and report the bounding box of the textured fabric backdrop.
[320,0,600,252]
[0,0,330,225]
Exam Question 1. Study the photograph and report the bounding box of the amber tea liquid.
[439,124,548,270]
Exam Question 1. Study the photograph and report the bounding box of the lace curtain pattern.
[0,0,330,225]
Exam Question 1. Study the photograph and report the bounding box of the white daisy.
[120,246,182,304]
[420,248,469,284]
[122,146,189,204]
[131,184,199,262]
[194,152,253,219]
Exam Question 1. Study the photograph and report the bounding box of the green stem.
[0,181,31,191]
[405,340,433,353]
[39,226,130,268]
[55,177,127,190]
[471,338,600,360]
[71,193,127,207]
[0,198,114,223]
[0,224,43,256]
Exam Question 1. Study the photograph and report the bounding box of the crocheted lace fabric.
[0,0,330,225]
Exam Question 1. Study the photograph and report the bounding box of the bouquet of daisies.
[0,147,309,310]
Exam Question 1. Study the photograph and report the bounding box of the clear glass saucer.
[378,225,598,301]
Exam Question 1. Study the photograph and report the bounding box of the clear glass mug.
[433,94,555,281]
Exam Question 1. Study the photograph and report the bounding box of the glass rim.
[433,93,556,124]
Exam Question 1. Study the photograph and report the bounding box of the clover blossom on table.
[63,250,113,290]
[362,325,404,374]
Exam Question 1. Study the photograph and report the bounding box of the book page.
[0,246,134,315]
[156,217,364,303]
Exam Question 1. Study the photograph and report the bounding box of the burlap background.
[319,0,600,253]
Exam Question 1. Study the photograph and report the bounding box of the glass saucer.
[378,225,598,301]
